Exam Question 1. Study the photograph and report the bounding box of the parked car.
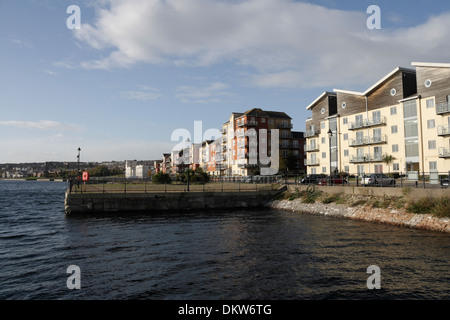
[318,175,348,186]
[299,174,325,185]
[441,178,449,187]
[360,174,396,187]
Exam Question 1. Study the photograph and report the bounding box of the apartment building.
[221,108,305,176]
[304,62,450,176]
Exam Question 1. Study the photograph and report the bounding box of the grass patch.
[322,193,343,204]
[407,197,450,218]
[350,199,367,207]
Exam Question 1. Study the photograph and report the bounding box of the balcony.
[305,129,320,138]
[277,123,293,129]
[350,153,386,163]
[237,139,248,148]
[437,125,450,136]
[439,148,450,158]
[237,119,258,127]
[349,116,387,130]
[305,144,319,152]
[236,129,245,137]
[349,135,387,147]
[305,158,320,166]
[436,102,450,115]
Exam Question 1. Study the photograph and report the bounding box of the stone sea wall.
[268,198,450,234]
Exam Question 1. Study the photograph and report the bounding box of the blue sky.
[1,0,450,163]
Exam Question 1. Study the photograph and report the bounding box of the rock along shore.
[267,198,450,234]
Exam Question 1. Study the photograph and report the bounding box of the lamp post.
[185,138,191,192]
[76,147,81,189]
[327,129,333,182]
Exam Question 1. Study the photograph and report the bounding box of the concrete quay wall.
[64,189,284,215]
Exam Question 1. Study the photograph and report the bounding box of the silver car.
[361,174,396,186]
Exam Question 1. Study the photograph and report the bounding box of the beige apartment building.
[305,62,450,176]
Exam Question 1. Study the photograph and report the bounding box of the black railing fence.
[68,175,284,194]
[289,171,450,189]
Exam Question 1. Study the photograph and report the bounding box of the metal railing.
[349,135,387,147]
[291,171,450,189]
[437,125,450,136]
[436,102,450,115]
[68,176,283,194]
[349,153,386,163]
[349,116,386,130]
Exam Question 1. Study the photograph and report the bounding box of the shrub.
[322,193,342,204]
[351,199,367,207]
[152,172,172,184]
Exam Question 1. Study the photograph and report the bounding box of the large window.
[403,100,417,118]
[405,140,419,158]
[404,119,418,138]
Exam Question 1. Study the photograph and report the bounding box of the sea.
[0,180,449,301]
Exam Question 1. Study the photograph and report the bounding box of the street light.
[327,129,333,180]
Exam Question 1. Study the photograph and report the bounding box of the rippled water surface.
[0,180,449,300]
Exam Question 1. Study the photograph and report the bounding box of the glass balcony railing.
[437,125,450,136]
[350,153,385,163]
[349,116,386,130]
[436,102,450,115]
[349,135,387,147]
[439,148,450,158]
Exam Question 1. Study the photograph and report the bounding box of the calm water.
[0,180,449,300]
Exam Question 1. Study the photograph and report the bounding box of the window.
[425,79,432,88]
[268,119,274,125]
[311,168,316,174]
[342,102,347,109]
[393,163,399,171]
[405,140,419,158]
[322,152,326,159]
[374,164,383,174]
[355,115,363,126]
[322,167,327,173]
[427,119,435,129]
[321,122,325,129]
[392,144,399,153]
[372,111,381,123]
[344,166,349,173]
[343,133,348,141]
[261,118,266,123]
[321,137,326,144]
[404,119,418,138]
[391,125,398,134]
[343,118,348,125]
[390,88,397,96]
[282,150,289,158]
[428,140,436,150]
[426,99,435,109]
[321,108,325,115]
[429,161,437,171]
[403,100,417,118]
[390,107,397,115]
[344,150,349,157]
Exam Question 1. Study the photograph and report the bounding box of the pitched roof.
[306,91,336,110]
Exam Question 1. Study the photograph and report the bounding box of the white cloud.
[121,86,161,101]
[0,120,85,132]
[175,82,233,103]
[72,0,450,89]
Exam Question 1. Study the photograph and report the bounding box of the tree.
[152,171,172,184]
[383,154,396,176]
